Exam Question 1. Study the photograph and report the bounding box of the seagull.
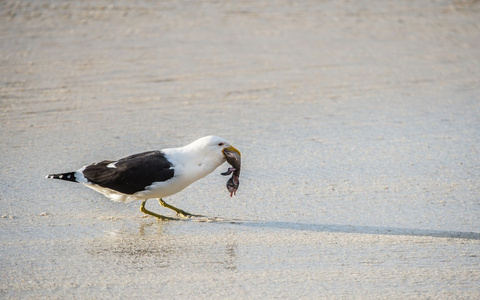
[46,135,241,220]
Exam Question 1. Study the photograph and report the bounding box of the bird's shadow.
[185,216,480,240]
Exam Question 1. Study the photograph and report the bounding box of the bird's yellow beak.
[222,145,241,157]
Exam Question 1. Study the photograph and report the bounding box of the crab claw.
[221,167,236,176]
[222,145,241,174]
[222,145,241,196]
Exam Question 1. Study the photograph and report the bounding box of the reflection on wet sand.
[88,221,238,271]
[87,216,478,278]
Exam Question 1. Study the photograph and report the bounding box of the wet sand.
[1,0,479,298]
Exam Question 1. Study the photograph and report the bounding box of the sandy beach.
[1,0,479,298]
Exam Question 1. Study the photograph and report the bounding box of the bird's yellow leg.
[159,198,204,218]
[140,199,177,221]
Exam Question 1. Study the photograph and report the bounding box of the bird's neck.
[164,147,225,180]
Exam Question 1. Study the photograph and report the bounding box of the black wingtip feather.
[46,172,77,182]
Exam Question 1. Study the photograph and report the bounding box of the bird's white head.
[171,136,240,181]
[186,136,240,160]
[163,136,241,194]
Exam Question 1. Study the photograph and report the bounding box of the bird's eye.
[218,142,225,147]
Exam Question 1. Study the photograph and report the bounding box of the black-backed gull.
[46,136,241,220]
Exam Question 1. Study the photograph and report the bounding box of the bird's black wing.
[82,151,174,194]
